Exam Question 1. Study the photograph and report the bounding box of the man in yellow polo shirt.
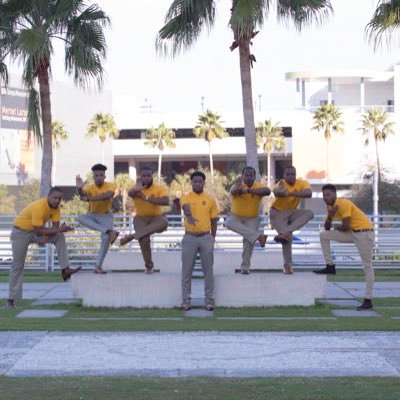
[6,187,81,308]
[270,165,314,274]
[314,184,375,311]
[226,166,270,274]
[76,164,119,274]
[119,167,169,273]
[180,171,218,311]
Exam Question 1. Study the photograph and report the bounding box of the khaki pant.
[320,230,375,299]
[225,214,261,270]
[181,234,215,304]
[269,208,314,266]
[77,212,114,267]
[9,227,70,300]
[133,215,168,269]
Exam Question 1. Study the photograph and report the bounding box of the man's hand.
[134,178,144,192]
[327,205,338,220]
[75,175,84,189]
[275,180,288,197]
[59,223,74,233]
[186,215,197,226]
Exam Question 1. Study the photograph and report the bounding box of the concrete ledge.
[71,272,181,308]
[103,250,282,273]
[214,272,326,307]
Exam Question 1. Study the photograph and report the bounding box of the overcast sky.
[28,1,400,113]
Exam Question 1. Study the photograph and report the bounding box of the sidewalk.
[1,280,400,377]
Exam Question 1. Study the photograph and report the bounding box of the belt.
[185,231,211,237]
[352,229,373,233]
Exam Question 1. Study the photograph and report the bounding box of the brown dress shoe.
[119,234,135,246]
[94,266,107,274]
[205,303,215,311]
[180,302,191,311]
[283,265,293,275]
[257,234,267,248]
[108,230,120,244]
[61,266,82,281]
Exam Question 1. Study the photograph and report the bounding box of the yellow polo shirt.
[330,198,372,231]
[272,179,310,211]
[134,184,168,217]
[181,191,218,233]
[14,197,60,232]
[231,182,266,218]
[83,182,115,214]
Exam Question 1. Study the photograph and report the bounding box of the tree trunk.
[326,138,329,182]
[374,137,381,186]
[52,145,57,186]
[238,40,259,178]
[101,141,104,164]
[208,140,214,181]
[158,151,162,183]
[267,150,271,188]
[38,66,53,197]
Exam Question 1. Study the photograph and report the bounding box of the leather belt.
[352,229,373,233]
[185,231,211,237]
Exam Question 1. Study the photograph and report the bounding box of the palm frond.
[156,0,216,57]
[366,0,400,50]
[276,0,332,31]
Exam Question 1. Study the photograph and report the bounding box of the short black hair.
[140,166,153,174]
[242,166,256,176]
[284,165,296,172]
[190,171,206,181]
[322,184,337,192]
[48,186,63,195]
[91,163,107,172]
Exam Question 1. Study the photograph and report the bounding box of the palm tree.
[193,109,229,180]
[359,108,395,185]
[366,0,400,48]
[86,113,120,163]
[156,1,332,177]
[256,119,285,188]
[0,0,109,196]
[114,173,135,222]
[51,120,68,185]
[311,104,344,180]
[144,123,176,182]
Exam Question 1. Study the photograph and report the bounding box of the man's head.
[190,171,206,193]
[242,166,256,186]
[322,184,337,206]
[91,163,107,186]
[140,167,154,187]
[47,187,63,209]
[283,166,297,185]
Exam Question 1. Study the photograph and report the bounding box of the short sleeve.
[180,194,189,207]
[158,186,168,197]
[210,199,218,219]
[106,182,116,192]
[82,185,92,195]
[300,180,311,190]
[339,200,352,219]
[31,209,46,227]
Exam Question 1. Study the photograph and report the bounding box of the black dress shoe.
[313,264,336,275]
[6,299,16,309]
[61,266,82,281]
[357,298,373,311]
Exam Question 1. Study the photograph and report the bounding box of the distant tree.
[193,110,229,180]
[61,195,89,220]
[0,185,15,214]
[144,123,176,182]
[0,0,110,196]
[86,113,120,163]
[352,177,400,215]
[358,108,395,186]
[312,104,345,180]
[16,179,40,212]
[51,120,68,185]
[114,173,135,215]
[256,119,286,187]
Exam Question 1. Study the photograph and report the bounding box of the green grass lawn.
[0,377,400,400]
[1,297,400,332]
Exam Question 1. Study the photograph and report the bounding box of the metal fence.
[0,214,399,271]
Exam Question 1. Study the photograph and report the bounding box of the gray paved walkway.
[1,331,400,377]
